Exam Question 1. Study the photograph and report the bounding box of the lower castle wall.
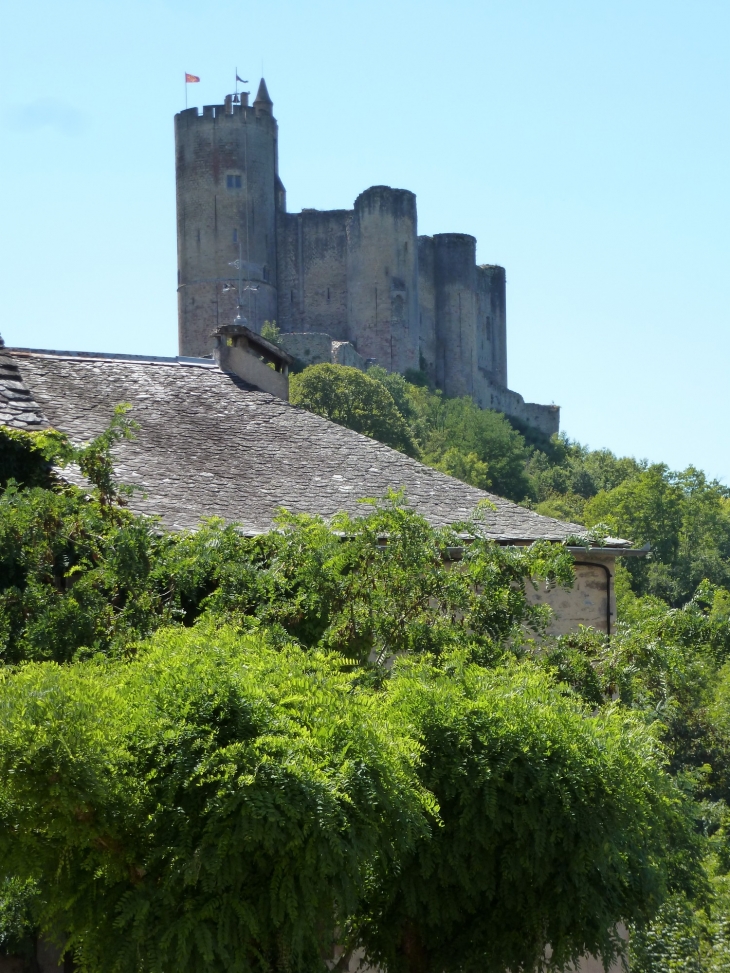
[331,341,366,369]
[276,209,350,339]
[279,333,366,371]
[473,378,560,438]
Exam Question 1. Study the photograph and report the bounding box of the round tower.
[433,233,478,398]
[476,264,507,387]
[346,186,419,373]
[175,79,279,356]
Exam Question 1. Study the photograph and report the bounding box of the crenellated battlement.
[175,102,271,125]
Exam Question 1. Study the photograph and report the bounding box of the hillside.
[290,363,730,610]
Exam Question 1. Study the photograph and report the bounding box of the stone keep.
[175,81,559,436]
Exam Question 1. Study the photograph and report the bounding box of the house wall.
[215,341,289,400]
[526,552,617,636]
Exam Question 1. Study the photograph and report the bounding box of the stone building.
[1,335,639,973]
[175,81,559,437]
[1,341,640,639]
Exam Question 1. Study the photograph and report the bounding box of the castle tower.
[175,80,280,356]
[433,233,478,398]
[475,264,507,387]
[346,186,419,372]
[417,235,437,380]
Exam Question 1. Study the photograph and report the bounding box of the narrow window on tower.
[327,288,330,302]
[290,290,294,303]
[226,174,243,189]
[233,229,238,243]
[263,265,269,282]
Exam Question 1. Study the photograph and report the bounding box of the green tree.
[362,661,697,973]
[0,626,699,973]
[0,626,428,973]
[388,387,530,501]
[0,413,711,972]
[432,447,490,491]
[585,465,730,605]
[289,364,419,457]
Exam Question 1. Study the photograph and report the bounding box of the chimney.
[212,322,292,400]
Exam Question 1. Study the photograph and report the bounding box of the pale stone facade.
[529,551,617,636]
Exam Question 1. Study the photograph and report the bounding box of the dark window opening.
[226,174,242,189]
[290,290,294,303]
[233,229,238,243]
[327,287,330,301]
[263,265,269,282]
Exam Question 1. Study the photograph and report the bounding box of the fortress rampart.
[174,81,559,437]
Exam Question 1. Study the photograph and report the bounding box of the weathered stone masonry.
[175,81,559,437]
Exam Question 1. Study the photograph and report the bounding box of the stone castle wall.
[277,208,350,339]
[174,84,559,437]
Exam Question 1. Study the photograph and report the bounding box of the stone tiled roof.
[0,349,47,429]
[3,348,611,543]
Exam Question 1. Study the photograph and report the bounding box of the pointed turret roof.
[253,77,273,112]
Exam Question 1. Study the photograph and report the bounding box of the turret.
[433,233,477,398]
[476,264,507,387]
[346,186,419,372]
[174,81,279,355]
[253,78,273,115]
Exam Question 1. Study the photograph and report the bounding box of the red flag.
[185,73,200,83]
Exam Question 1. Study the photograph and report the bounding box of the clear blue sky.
[2,0,729,480]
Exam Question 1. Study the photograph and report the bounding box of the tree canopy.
[0,419,707,973]
[290,363,730,614]
[289,364,419,457]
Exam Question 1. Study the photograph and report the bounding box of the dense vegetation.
[0,419,712,973]
[291,363,730,608]
[291,362,730,970]
[3,381,730,971]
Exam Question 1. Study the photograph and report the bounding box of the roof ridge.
[8,348,217,368]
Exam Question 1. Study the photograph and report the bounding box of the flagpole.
[185,71,188,110]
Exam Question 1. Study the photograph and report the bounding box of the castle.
[175,80,559,436]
